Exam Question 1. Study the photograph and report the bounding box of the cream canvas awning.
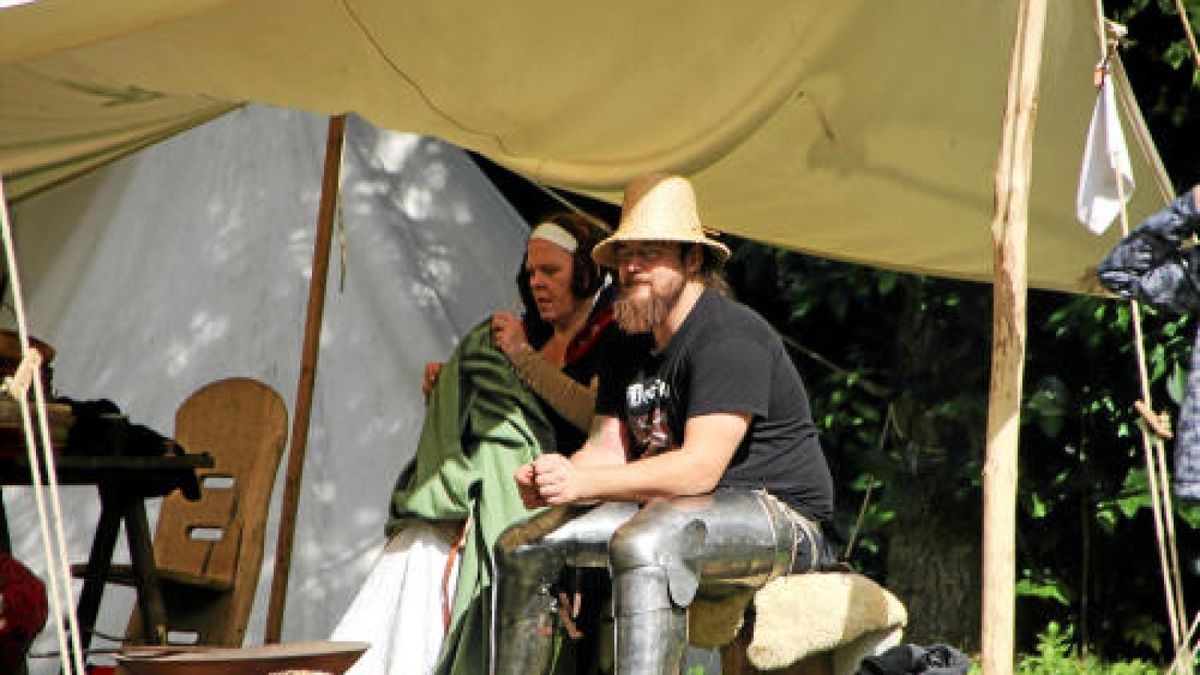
[0,0,1171,293]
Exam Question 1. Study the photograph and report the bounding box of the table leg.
[75,501,121,655]
[120,496,168,645]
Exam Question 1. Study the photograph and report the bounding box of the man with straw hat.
[493,173,835,674]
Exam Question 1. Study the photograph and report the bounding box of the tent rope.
[1092,10,1191,665]
[1113,56,1176,204]
[1172,0,1200,71]
[527,179,612,233]
[0,177,87,673]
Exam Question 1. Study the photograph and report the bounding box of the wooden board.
[0,399,73,455]
[115,640,368,675]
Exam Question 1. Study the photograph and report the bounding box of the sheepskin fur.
[746,573,907,674]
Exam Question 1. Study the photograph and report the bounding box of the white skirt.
[331,520,463,675]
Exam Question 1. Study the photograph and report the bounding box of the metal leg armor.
[492,490,806,675]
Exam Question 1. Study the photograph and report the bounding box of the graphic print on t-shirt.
[625,376,674,457]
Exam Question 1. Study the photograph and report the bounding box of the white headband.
[529,222,578,253]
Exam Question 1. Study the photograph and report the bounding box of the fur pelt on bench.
[750,573,906,673]
[689,572,907,675]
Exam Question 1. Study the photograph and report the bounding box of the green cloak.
[388,320,557,675]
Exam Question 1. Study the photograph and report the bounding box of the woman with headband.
[333,212,617,675]
[490,213,614,452]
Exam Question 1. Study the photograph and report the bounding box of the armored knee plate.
[608,523,694,675]
[607,489,800,613]
[609,504,707,611]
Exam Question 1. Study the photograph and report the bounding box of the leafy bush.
[1013,622,1161,674]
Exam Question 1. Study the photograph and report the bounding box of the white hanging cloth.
[1076,73,1135,235]
[331,521,462,675]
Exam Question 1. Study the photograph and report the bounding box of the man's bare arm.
[568,414,629,468]
[534,413,750,505]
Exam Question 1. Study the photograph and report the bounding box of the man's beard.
[613,275,684,334]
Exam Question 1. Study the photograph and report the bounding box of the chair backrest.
[129,377,288,646]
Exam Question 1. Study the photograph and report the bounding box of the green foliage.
[726,236,1199,660]
[1016,568,1071,606]
[1108,0,1200,189]
[1014,622,1160,674]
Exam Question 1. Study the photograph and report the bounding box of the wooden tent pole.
[264,113,347,643]
[982,1,1046,673]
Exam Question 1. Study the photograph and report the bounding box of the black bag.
[857,643,971,675]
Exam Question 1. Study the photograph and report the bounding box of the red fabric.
[0,552,48,671]
[564,305,614,365]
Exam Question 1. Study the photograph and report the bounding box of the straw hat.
[592,172,731,268]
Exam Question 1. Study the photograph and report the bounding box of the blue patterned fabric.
[1098,190,1200,499]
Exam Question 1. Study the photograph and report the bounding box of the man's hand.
[514,461,548,509]
[531,453,588,505]
[512,418,625,509]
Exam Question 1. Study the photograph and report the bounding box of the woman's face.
[525,238,581,328]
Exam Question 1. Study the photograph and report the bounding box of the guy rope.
[1094,1,1200,669]
[0,176,87,673]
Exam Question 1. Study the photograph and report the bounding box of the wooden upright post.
[264,113,346,643]
[982,2,1046,673]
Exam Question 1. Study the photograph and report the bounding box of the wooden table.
[0,452,214,656]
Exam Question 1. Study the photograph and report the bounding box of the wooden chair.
[122,377,288,647]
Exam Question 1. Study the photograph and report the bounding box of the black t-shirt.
[596,289,834,521]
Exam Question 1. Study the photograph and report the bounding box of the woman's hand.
[514,461,548,509]
[422,361,444,402]
[490,311,530,359]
